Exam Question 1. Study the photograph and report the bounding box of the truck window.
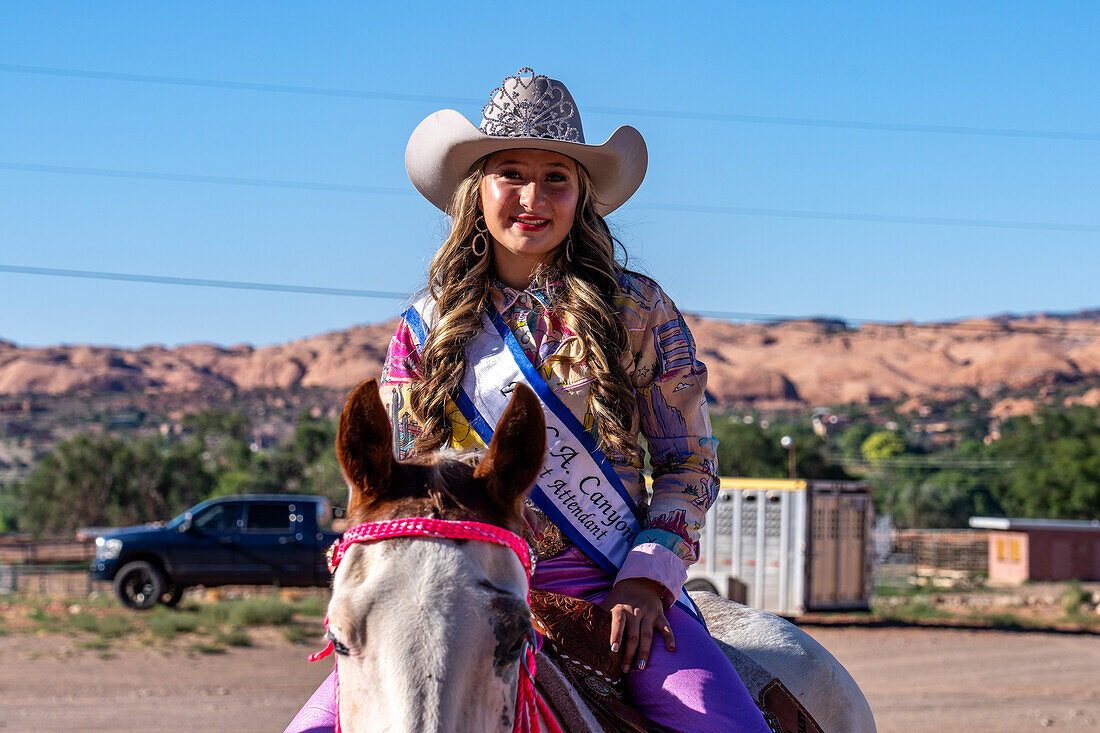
[194,502,244,533]
[244,502,293,532]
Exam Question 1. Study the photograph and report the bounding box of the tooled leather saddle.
[528,588,824,733]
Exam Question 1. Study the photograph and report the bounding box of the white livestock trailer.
[683,478,874,616]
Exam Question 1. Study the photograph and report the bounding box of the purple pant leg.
[625,602,770,733]
[532,547,769,733]
[283,668,336,733]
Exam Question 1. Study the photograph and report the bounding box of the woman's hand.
[598,577,676,673]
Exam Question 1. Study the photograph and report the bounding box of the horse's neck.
[693,592,878,733]
[533,652,603,733]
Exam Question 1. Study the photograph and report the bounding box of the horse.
[322,379,876,732]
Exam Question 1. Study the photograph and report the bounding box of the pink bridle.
[310,517,559,733]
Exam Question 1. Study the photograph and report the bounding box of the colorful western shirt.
[379,270,719,597]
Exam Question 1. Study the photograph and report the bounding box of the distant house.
[969,517,1100,584]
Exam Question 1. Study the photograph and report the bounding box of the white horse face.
[327,537,531,732]
[326,378,546,733]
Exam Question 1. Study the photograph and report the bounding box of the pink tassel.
[308,615,334,662]
[307,640,334,662]
[512,639,562,733]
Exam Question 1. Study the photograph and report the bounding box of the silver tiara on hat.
[479,67,583,143]
[405,68,646,215]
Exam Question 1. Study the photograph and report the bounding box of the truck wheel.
[114,561,165,610]
[161,584,186,607]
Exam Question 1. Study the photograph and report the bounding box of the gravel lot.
[809,624,1100,732]
[2,624,1098,731]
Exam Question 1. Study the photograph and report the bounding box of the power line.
[832,457,1016,470]
[632,201,1100,234]
[3,62,1099,143]
[0,265,409,301]
[4,160,1099,234]
[0,162,412,197]
[2,264,1099,336]
[690,309,1100,335]
[0,63,477,106]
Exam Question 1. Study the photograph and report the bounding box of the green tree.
[0,480,18,532]
[835,422,875,460]
[199,412,345,501]
[711,419,786,478]
[18,433,212,535]
[872,468,1004,529]
[987,406,1100,519]
[914,470,1003,528]
[709,415,848,479]
[184,410,252,473]
[861,431,907,462]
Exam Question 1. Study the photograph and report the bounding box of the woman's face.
[479,149,580,285]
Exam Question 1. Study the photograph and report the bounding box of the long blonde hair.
[409,156,639,461]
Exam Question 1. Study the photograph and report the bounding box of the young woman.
[287,69,768,733]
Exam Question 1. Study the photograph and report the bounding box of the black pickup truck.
[89,494,342,609]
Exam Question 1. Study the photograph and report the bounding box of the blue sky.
[1,2,1097,347]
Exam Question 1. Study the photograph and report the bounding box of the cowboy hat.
[405,68,647,216]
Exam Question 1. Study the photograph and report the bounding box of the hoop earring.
[564,233,574,262]
[471,215,489,257]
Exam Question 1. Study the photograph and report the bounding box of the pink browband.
[326,516,536,577]
[310,517,558,733]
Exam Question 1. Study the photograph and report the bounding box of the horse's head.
[326,379,545,732]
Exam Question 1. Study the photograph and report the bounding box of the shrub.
[1063,580,1088,616]
[228,598,295,627]
[215,628,252,647]
[70,613,101,633]
[282,623,315,645]
[148,612,201,638]
[96,615,134,639]
[291,593,329,617]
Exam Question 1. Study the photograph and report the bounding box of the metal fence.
[893,529,989,573]
[0,536,94,565]
[0,563,95,597]
[871,523,990,588]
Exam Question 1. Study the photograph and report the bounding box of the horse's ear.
[475,384,546,509]
[337,379,397,507]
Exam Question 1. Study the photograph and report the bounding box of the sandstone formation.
[2,313,1099,409]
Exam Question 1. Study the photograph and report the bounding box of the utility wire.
[832,457,1016,470]
[3,62,1099,143]
[688,309,1100,335]
[632,201,1100,234]
[4,161,1099,234]
[2,264,1099,336]
[0,162,412,197]
[0,265,409,301]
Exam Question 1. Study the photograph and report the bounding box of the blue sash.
[404,296,705,626]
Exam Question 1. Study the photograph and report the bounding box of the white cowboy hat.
[405,68,647,216]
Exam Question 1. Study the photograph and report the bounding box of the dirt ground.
[2,625,1098,732]
[809,625,1100,732]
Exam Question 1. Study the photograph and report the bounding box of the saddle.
[528,588,824,733]
[530,588,671,733]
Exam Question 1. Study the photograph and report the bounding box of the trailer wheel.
[684,578,720,595]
